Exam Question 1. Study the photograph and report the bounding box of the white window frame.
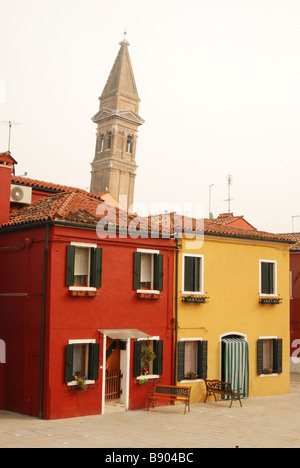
[136,248,160,295]
[259,259,277,297]
[69,242,97,292]
[179,337,203,383]
[67,339,96,387]
[182,254,204,295]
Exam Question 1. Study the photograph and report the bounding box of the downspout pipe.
[39,223,49,419]
[174,237,180,386]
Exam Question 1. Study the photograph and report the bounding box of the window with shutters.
[66,242,103,291]
[133,249,164,294]
[257,338,283,375]
[182,254,204,294]
[133,338,164,379]
[177,339,208,382]
[65,339,100,386]
[260,260,277,296]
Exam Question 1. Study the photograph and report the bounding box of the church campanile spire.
[90,38,144,211]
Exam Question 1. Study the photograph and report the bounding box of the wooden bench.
[204,379,243,408]
[147,384,191,414]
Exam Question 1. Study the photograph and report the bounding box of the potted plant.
[185,371,198,380]
[74,372,88,390]
[140,345,156,375]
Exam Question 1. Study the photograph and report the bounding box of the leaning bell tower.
[90,37,144,211]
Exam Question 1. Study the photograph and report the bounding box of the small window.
[178,340,208,381]
[257,338,282,375]
[74,247,90,287]
[65,341,100,384]
[107,134,112,150]
[184,341,198,379]
[126,138,133,154]
[183,254,204,294]
[66,244,103,289]
[260,260,277,295]
[133,339,164,377]
[99,137,104,152]
[133,251,163,292]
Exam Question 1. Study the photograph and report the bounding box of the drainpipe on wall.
[39,223,49,420]
[174,238,180,386]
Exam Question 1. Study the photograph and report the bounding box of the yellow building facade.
[175,220,291,404]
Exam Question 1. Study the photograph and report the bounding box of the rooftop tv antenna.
[0,120,22,152]
[209,184,214,219]
[224,174,233,212]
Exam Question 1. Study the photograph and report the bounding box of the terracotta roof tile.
[11,175,104,200]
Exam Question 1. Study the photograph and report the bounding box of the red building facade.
[0,174,175,419]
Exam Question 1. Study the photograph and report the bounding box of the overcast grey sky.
[0,0,299,233]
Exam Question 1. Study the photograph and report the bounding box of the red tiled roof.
[280,233,300,250]
[209,212,256,230]
[11,175,104,200]
[2,191,165,236]
[151,212,294,244]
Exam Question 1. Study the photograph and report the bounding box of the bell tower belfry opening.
[90,38,144,211]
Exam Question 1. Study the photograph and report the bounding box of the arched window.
[126,137,133,154]
[0,340,6,364]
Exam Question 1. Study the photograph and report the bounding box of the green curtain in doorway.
[222,337,249,398]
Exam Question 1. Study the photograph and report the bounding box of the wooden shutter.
[177,341,185,381]
[154,254,164,291]
[66,245,75,287]
[184,256,194,292]
[65,344,74,383]
[198,340,208,379]
[133,341,142,377]
[261,262,274,295]
[133,252,141,290]
[273,339,283,374]
[88,343,100,380]
[153,340,163,375]
[257,339,264,375]
[90,248,103,288]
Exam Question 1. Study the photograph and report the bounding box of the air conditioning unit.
[10,184,32,204]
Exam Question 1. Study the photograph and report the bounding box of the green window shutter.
[133,341,142,377]
[133,252,141,290]
[193,257,200,292]
[273,339,283,374]
[154,254,164,291]
[90,248,102,288]
[184,256,194,292]
[153,340,163,375]
[66,245,75,287]
[65,344,74,383]
[257,339,264,375]
[261,262,274,295]
[198,340,208,379]
[177,341,185,381]
[269,263,274,295]
[88,343,100,381]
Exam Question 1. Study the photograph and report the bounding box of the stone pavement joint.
[1,374,300,448]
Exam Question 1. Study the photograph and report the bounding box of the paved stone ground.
[1,375,300,448]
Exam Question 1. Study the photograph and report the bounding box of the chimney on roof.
[0,152,17,225]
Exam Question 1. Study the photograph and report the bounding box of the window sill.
[136,374,160,380]
[136,290,161,300]
[69,287,100,297]
[259,373,279,377]
[67,380,95,387]
[179,379,203,383]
